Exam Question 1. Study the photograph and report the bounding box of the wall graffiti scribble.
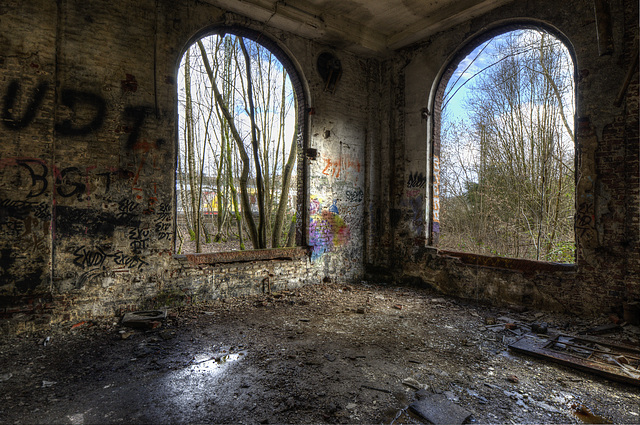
[2,80,49,130]
[309,196,351,261]
[322,154,361,180]
[72,244,148,271]
[407,171,427,188]
[55,89,107,136]
[345,187,363,203]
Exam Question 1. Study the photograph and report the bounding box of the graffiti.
[72,245,111,268]
[55,166,87,198]
[2,80,49,130]
[406,189,420,198]
[55,89,107,136]
[309,196,351,261]
[11,159,49,198]
[1,157,136,201]
[77,269,103,288]
[401,191,425,237]
[322,154,361,180]
[345,187,363,203]
[0,199,49,221]
[155,221,171,232]
[71,245,148,271]
[407,171,427,189]
[117,198,138,219]
[432,156,440,225]
[409,195,424,236]
[156,203,171,221]
[123,106,158,149]
[0,218,25,237]
[154,202,171,240]
[310,197,321,215]
[55,205,141,238]
[329,199,339,214]
[576,201,596,240]
[128,227,150,251]
[113,251,148,270]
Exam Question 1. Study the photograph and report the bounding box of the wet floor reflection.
[161,350,247,418]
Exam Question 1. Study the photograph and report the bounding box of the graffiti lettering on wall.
[2,81,49,130]
[72,245,148,271]
[128,227,150,251]
[345,187,363,203]
[576,200,597,246]
[322,154,361,181]
[407,172,427,189]
[432,157,440,233]
[309,195,351,261]
[1,79,169,292]
[1,79,165,195]
[155,203,172,240]
[3,80,107,135]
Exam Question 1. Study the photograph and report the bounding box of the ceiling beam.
[206,0,386,53]
[386,0,515,50]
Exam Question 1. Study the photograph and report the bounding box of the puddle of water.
[188,351,245,374]
[570,403,613,424]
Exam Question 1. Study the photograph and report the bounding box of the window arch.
[175,26,308,255]
[428,25,576,263]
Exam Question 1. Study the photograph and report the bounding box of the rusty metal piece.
[509,334,640,386]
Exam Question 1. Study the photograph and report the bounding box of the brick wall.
[385,0,639,315]
[1,0,637,333]
[0,0,370,332]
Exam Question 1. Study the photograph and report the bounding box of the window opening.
[435,29,575,263]
[176,32,299,254]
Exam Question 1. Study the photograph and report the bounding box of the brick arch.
[427,22,577,260]
[175,25,310,249]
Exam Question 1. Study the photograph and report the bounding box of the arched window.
[432,28,576,263]
[176,28,306,254]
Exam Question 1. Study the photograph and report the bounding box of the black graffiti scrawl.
[2,80,49,130]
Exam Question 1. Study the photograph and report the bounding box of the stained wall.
[381,0,639,315]
[1,0,638,331]
[0,0,370,331]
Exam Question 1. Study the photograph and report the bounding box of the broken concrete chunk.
[409,393,472,425]
[401,377,424,390]
[122,310,167,329]
[531,322,548,334]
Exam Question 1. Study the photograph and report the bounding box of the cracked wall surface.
[0,0,638,331]
[380,0,639,315]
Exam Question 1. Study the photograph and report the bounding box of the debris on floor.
[121,310,167,329]
[509,333,640,386]
[409,392,472,425]
[1,282,639,424]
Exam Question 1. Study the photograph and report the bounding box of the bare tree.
[177,34,297,252]
[439,30,575,262]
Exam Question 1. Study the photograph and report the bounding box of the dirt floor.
[1,282,639,424]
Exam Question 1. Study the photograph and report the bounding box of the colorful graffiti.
[309,195,351,261]
[322,153,361,181]
[432,156,440,233]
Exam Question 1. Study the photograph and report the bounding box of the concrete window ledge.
[173,247,310,265]
[438,249,577,273]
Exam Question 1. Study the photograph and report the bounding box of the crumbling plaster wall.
[381,0,639,314]
[0,0,372,331]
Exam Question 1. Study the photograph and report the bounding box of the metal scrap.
[509,334,640,386]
